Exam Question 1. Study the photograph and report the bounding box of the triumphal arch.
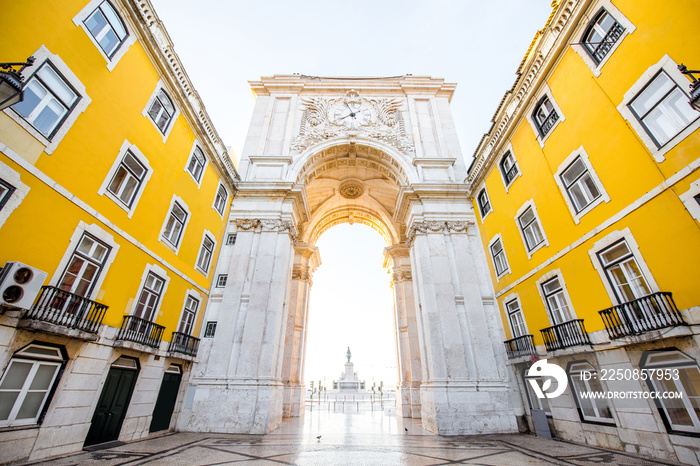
[178,75,517,435]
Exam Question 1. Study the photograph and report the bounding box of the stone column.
[180,217,296,434]
[384,245,422,419]
[408,220,517,435]
[281,243,320,417]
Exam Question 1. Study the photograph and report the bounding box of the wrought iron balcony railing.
[599,292,686,340]
[590,22,624,64]
[503,164,519,184]
[538,111,559,136]
[504,334,536,359]
[540,319,591,352]
[26,286,108,334]
[168,331,200,357]
[116,315,165,348]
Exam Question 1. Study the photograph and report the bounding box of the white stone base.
[282,383,305,418]
[397,385,422,419]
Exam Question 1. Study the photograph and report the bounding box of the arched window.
[499,151,519,185]
[477,189,491,218]
[582,9,624,65]
[84,1,129,58]
[532,96,559,137]
[147,89,176,134]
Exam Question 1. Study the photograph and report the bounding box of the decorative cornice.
[405,220,471,247]
[234,218,297,244]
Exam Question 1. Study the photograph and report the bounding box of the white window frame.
[177,289,201,336]
[536,269,577,326]
[501,292,528,339]
[679,178,700,222]
[195,230,216,276]
[526,85,565,148]
[514,200,549,258]
[142,81,180,143]
[216,274,227,288]
[185,142,208,187]
[3,46,91,155]
[49,222,119,301]
[568,361,616,424]
[72,0,136,70]
[476,185,492,222]
[618,55,700,162]
[498,143,521,192]
[0,158,30,230]
[488,233,510,281]
[98,140,153,218]
[129,264,170,322]
[212,183,229,217]
[159,195,191,254]
[588,228,659,305]
[572,0,635,77]
[226,233,237,245]
[554,146,610,223]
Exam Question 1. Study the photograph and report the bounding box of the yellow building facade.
[468,0,700,462]
[0,0,238,461]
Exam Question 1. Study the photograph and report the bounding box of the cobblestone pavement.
[20,408,680,465]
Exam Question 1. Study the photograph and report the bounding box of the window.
[12,61,79,139]
[196,234,215,274]
[162,201,187,248]
[132,272,164,323]
[213,184,228,215]
[499,151,519,186]
[582,9,624,65]
[0,179,16,211]
[0,343,66,427]
[517,206,545,252]
[598,240,651,303]
[490,237,509,277]
[628,70,699,149]
[505,299,527,338]
[84,1,128,58]
[641,350,700,434]
[226,234,237,245]
[532,96,559,137]
[541,277,574,324]
[57,233,111,298]
[178,295,199,335]
[187,146,206,183]
[560,157,601,213]
[147,89,175,135]
[216,274,227,288]
[568,362,615,424]
[477,188,491,219]
[106,150,146,208]
[204,321,217,338]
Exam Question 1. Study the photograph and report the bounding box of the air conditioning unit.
[0,262,48,310]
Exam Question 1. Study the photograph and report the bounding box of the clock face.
[333,103,371,128]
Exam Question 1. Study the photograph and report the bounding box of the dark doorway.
[84,357,139,447]
[149,364,182,432]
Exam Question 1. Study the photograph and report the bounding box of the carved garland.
[234,218,298,244]
[405,221,471,247]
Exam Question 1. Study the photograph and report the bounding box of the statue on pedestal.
[346,347,352,362]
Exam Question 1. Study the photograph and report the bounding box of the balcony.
[504,335,536,359]
[540,319,591,352]
[116,315,165,348]
[599,292,686,340]
[538,111,559,136]
[591,21,624,64]
[168,332,200,357]
[24,286,108,334]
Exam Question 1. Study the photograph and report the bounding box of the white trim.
[49,221,120,301]
[184,141,209,188]
[679,178,700,222]
[0,158,30,230]
[2,45,91,155]
[617,54,700,162]
[142,80,180,143]
[177,288,202,334]
[501,292,528,339]
[195,229,216,277]
[535,269,578,325]
[488,232,511,281]
[72,0,136,71]
[159,194,191,254]
[97,139,153,218]
[497,143,521,192]
[129,263,170,319]
[514,199,549,259]
[554,145,610,224]
[571,0,636,77]
[587,228,660,305]
[476,183,493,223]
[525,84,565,148]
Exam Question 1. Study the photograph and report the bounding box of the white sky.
[150,0,553,388]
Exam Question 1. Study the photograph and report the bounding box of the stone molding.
[234,218,298,244]
[291,265,313,285]
[406,220,471,247]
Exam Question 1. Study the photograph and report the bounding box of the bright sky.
[150,0,553,388]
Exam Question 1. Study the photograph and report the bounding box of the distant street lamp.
[678,64,700,112]
[0,57,35,111]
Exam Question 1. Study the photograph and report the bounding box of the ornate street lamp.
[0,57,35,111]
[678,64,700,112]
